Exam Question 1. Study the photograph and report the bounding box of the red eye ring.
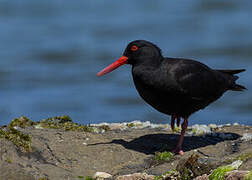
[131,45,138,51]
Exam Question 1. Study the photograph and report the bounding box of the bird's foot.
[171,147,184,155]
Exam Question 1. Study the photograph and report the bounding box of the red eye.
[131,45,138,51]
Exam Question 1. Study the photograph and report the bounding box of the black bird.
[97,40,246,155]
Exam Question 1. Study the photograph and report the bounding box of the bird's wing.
[168,59,227,100]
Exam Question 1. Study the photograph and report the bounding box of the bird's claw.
[171,148,184,155]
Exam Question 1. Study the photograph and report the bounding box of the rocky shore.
[0,116,251,180]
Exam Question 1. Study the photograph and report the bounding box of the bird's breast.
[132,70,178,115]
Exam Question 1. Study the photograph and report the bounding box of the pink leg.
[171,115,175,131]
[172,117,188,155]
[176,115,181,127]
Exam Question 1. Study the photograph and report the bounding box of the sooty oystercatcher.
[97,40,246,155]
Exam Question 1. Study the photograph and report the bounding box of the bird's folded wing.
[173,61,226,101]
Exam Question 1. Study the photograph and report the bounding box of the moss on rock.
[176,154,214,179]
[234,153,252,161]
[209,160,243,180]
[244,170,252,180]
[154,170,179,180]
[154,151,174,162]
[39,115,94,132]
[0,126,32,152]
[9,116,34,128]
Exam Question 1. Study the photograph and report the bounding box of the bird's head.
[97,40,163,77]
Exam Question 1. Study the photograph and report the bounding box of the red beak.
[97,56,128,77]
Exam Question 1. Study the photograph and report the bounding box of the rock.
[189,124,212,136]
[233,123,239,126]
[230,160,243,169]
[94,172,112,179]
[195,174,209,180]
[241,133,252,141]
[225,170,250,180]
[116,173,155,180]
[0,117,252,180]
[209,124,217,129]
[176,154,215,179]
[0,164,35,180]
[209,160,243,180]
[109,123,123,130]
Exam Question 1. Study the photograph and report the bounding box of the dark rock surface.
[0,120,251,180]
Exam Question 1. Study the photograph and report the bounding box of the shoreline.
[0,116,251,180]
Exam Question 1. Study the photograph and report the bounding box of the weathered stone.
[195,174,209,180]
[94,172,112,179]
[0,120,251,180]
[225,170,250,180]
[241,133,252,141]
[176,154,215,178]
[116,173,155,180]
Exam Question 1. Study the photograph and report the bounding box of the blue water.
[0,0,251,125]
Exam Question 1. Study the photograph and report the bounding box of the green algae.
[223,153,252,165]
[192,128,198,135]
[38,115,111,133]
[39,115,94,132]
[191,128,205,136]
[5,157,11,163]
[177,154,214,179]
[155,151,174,162]
[244,170,252,180]
[9,116,34,128]
[38,177,48,180]
[0,126,32,152]
[77,176,94,180]
[126,122,135,128]
[44,115,72,123]
[209,165,236,180]
[3,115,109,134]
[234,153,252,161]
[181,167,191,180]
[173,125,182,133]
[98,125,110,131]
[154,170,179,180]
[126,122,142,128]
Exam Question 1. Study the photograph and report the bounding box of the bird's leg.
[172,117,188,155]
[176,115,181,127]
[171,115,176,131]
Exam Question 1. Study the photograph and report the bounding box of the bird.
[97,40,246,155]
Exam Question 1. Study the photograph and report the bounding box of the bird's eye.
[131,45,138,51]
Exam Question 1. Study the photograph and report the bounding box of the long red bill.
[97,56,128,77]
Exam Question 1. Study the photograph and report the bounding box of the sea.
[0,0,251,125]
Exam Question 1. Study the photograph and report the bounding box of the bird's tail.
[217,69,247,91]
[217,69,246,75]
[230,84,247,91]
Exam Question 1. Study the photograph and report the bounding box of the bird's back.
[132,57,246,117]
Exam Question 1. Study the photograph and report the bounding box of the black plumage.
[97,40,246,155]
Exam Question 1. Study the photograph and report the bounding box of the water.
[0,0,251,125]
